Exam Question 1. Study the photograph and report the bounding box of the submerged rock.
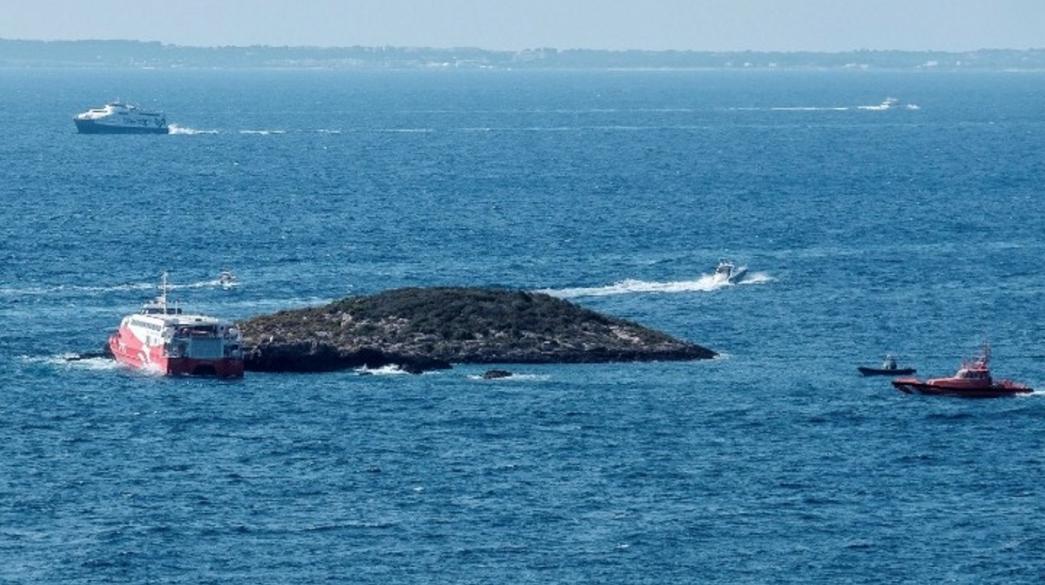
[239,287,715,373]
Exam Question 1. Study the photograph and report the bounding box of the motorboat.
[74,101,169,134]
[858,355,915,376]
[713,261,748,284]
[218,270,237,290]
[892,345,1032,398]
[108,273,244,377]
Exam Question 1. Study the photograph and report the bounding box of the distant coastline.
[2,38,1044,71]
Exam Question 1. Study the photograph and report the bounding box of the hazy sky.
[2,0,1042,51]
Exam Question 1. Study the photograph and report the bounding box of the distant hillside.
[2,39,1044,70]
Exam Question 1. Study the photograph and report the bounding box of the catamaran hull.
[109,332,244,378]
[75,119,169,134]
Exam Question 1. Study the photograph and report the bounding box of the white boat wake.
[0,278,237,298]
[538,271,772,299]
[22,353,119,371]
[733,97,920,112]
[168,124,219,135]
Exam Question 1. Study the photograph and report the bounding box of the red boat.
[891,346,1032,398]
[108,273,244,378]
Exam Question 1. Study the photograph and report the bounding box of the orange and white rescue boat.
[892,345,1031,398]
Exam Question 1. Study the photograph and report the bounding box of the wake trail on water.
[22,353,119,371]
[168,124,219,135]
[732,98,920,113]
[0,279,236,298]
[540,271,772,299]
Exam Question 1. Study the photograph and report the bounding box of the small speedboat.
[218,270,237,290]
[858,355,915,376]
[892,345,1032,398]
[713,261,748,284]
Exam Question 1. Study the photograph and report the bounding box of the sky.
[1,0,1042,51]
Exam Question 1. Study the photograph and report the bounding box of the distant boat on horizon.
[74,101,169,134]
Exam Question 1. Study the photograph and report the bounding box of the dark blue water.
[1,69,1044,583]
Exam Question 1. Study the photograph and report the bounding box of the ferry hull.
[75,119,169,135]
[109,333,244,378]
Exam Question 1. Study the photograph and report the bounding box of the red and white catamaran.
[109,273,245,377]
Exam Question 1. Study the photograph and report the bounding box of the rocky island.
[239,287,715,373]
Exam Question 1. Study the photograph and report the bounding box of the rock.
[239,287,715,373]
[482,369,514,380]
[66,343,114,361]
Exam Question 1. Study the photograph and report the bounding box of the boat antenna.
[158,271,171,308]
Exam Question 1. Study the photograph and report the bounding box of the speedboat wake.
[539,271,772,299]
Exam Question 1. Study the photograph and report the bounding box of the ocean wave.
[539,271,772,298]
[168,124,219,135]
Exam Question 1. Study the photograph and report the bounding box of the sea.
[1,68,1043,583]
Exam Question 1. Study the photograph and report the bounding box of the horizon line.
[2,37,1042,54]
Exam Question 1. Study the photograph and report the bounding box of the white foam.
[168,124,219,135]
[315,129,342,134]
[732,98,912,112]
[857,97,899,111]
[540,271,772,299]
[22,354,120,371]
[376,128,435,134]
[169,279,237,290]
[0,278,239,298]
[355,364,410,376]
[240,129,287,135]
[770,106,850,111]
[0,282,152,297]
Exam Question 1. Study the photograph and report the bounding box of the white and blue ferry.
[74,101,169,134]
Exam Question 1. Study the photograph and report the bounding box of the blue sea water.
[1,69,1044,583]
